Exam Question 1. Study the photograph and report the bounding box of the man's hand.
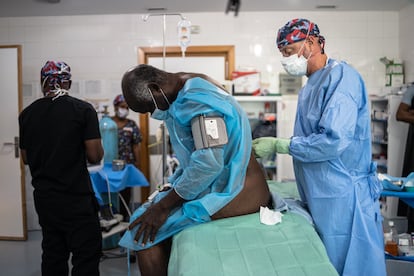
[128,202,169,246]
[252,137,291,157]
[128,188,184,246]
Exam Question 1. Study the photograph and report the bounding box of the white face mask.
[281,53,309,76]
[116,107,129,118]
[280,31,311,77]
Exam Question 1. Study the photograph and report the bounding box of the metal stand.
[142,13,188,184]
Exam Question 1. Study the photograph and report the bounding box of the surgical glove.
[252,137,277,157]
[274,137,290,154]
[252,137,291,157]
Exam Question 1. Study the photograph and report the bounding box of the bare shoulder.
[212,153,270,220]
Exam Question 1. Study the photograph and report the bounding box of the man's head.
[276,18,326,76]
[121,64,169,114]
[277,18,325,54]
[40,61,72,94]
[276,18,324,51]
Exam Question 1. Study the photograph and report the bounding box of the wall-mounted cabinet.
[235,95,297,182]
[371,98,389,174]
[371,95,409,219]
[371,95,409,177]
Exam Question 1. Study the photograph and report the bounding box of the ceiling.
[1,0,413,18]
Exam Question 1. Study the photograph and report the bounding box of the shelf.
[370,97,388,102]
[372,118,388,123]
[382,190,414,210]
[385,254,414,262]
[234,95,281,102]
[372,140,388,145]
[377,164,388,170]
[370,96,392,175]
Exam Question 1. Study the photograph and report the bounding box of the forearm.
[132,144,141,169]
[157,188,185,210]
[85,138,104,163]
[396,103,414,124]
[396,110,414,124]
[20,149,28,164]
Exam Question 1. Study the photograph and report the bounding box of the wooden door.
[0,45,26,240]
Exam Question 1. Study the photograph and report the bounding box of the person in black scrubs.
[19,61,104,276]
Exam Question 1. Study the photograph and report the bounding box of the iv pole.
[142,13,187,184]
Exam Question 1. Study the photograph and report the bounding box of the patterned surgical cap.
[113,94,126,106]
[276,18,325,49]
[40,61,71,86]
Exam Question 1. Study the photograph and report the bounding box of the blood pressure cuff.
[191,115,228,150]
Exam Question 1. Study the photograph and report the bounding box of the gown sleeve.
[290,71,361,163]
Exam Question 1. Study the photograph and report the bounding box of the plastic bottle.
[98,106,121,250]
[99,106,118,163]
[390,221,399,244]
[385,220,399,256]
[398,233,412,256]
[411,232,414,246]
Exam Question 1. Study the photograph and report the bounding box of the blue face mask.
[148,87,171,120]
[151,108,169,120]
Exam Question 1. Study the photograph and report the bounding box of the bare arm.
[132,143,141,169]
[85,138,104,164]
[396,102,414,124]
[20,149,28,164]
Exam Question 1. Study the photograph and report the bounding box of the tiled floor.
[0,230,140,276]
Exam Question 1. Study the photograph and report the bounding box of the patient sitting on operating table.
[118,64,271,276]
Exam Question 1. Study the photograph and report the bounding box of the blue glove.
[252,137,291,157]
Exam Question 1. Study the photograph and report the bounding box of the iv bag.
[177,19,191,57]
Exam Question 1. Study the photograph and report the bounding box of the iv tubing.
[142,13,187,184]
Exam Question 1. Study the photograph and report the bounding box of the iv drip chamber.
[177,19,192,57]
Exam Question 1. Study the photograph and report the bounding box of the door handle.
[3,136,19,158]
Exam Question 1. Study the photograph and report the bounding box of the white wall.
[400,5,414,83]
[0,10,405,100]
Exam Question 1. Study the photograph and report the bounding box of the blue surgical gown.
[119,77,252,251]
[289,59,386,276]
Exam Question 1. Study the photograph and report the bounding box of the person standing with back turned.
[252,18,386,276]
[19,61,104,276]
